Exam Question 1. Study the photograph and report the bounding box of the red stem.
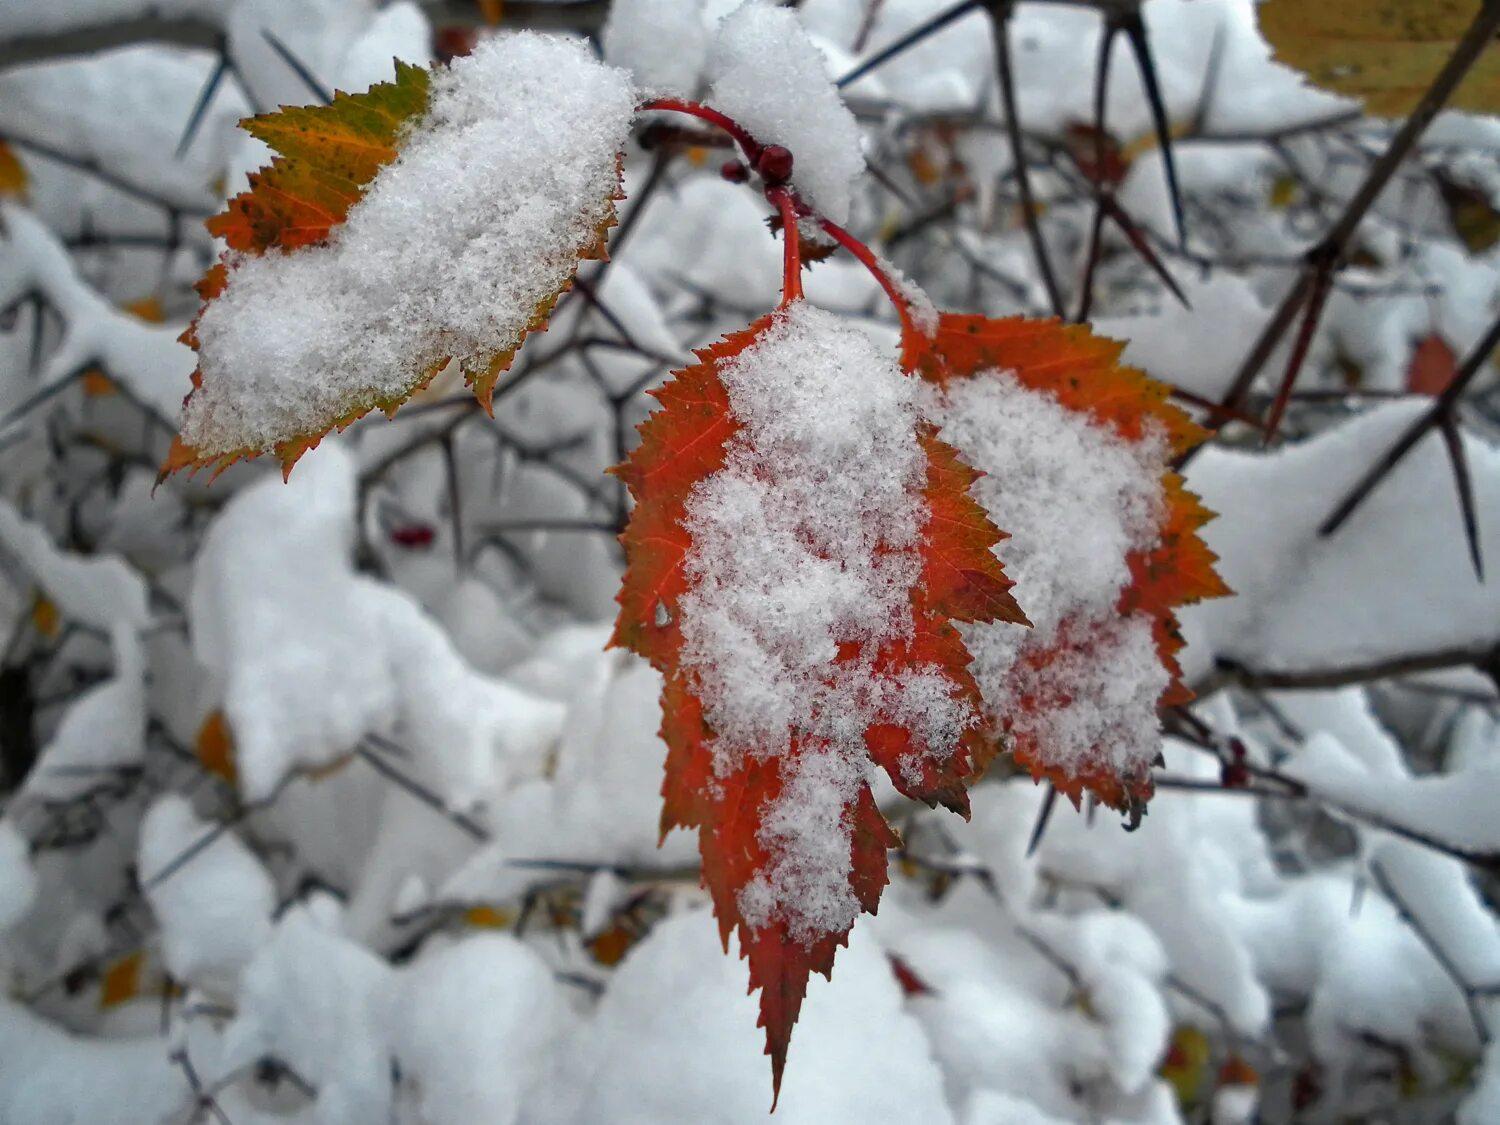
[642,99,920,332]
[638,98,762,162]
[770,189,804,307]
[819,218,919,338]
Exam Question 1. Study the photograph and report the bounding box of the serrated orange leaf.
[1258,0,1500,117]
[909,314,1228,812]
[614,303,1021,1100]
[164,40,630,480]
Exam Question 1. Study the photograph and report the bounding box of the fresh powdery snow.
[676,301,970,942]
[921,370,1170,780]
[707,3,866,224]
[181,34,636,458]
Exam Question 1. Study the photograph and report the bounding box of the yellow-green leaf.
[1258,0,1500,117]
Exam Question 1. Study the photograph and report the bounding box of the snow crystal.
[921,370,1168,776]
[137,794,276,990]
[707,4,866,224]
[182,33,636,457]
[676,301,971,941]
[603,0,709,96]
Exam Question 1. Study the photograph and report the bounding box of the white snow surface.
[0,825,36,933]
[191,443,567,802]
[182,33,636,457]
[1182,401,1500,679]
[0,494,151,633]
[707,3,866,223]
[553,908,955,1124]
[25,625,147,800]
[138,794,276,990]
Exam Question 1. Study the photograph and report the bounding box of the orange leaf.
[195,709,237,785]
[80,369,116,397]
[0,141,27,199]
[909,314,1228,812]
[1406,333,1457,396]
[99,951,144,1009]
[29,592,59,638]
[164,48,628,481]
[613,304,1021,1099]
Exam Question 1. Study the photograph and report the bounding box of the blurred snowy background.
[3,0,1500,1122]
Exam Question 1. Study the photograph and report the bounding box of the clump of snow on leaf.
[677,302,972,941]
[921,371,1169,779]
[707,3,865,224]
[181,33,635,457]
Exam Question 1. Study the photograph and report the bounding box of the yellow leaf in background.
[0,141,26,198]
[464,904,515,929]
[80,369,117,397]
[588,924,635,966]
[195,709,237,784]
[478,0,504,24]
[1435,171,1500,252]
[30,592,59,638]
[1160,1025,1212,1108]
[123,296,166,324]
[1258,0,1500,117]
[1269,173,1300,210]
[99,951,143,1009]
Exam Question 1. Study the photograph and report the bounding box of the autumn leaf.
[909,314,1228,812]
[613,303,1023,1100]
[1257,0,1500,117]
[195,709,237,785]
[1435,169,1500,252]
[1407,333,1458,395]
[164,37,634,480]
[0,141,26,199]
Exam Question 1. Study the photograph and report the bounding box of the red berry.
[721,159,749,184]
[390,524,436,549]
[756,145,794,185]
